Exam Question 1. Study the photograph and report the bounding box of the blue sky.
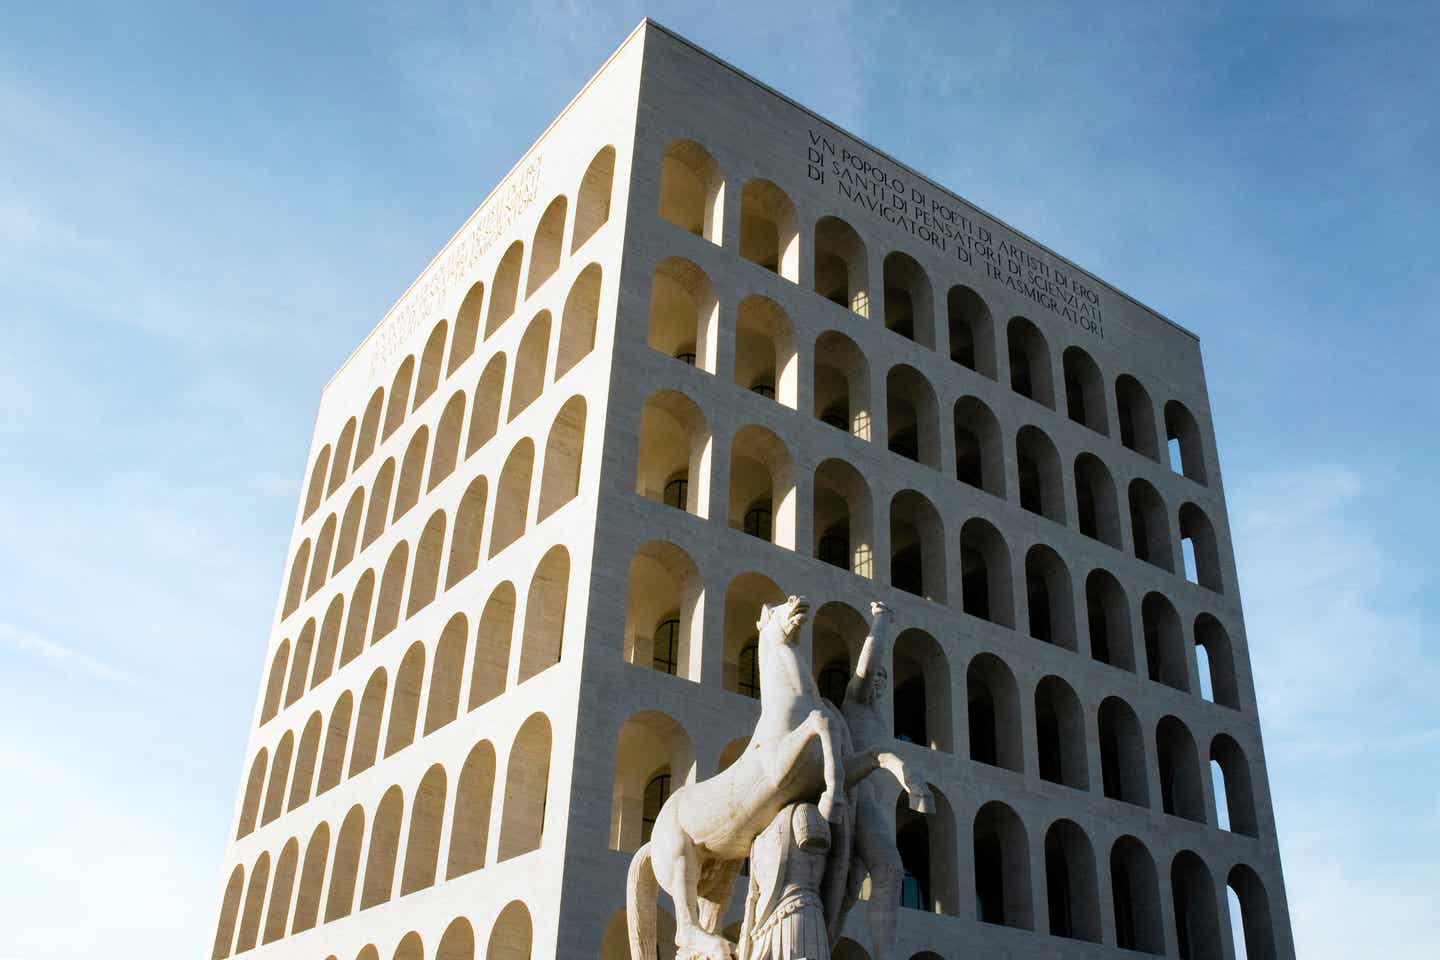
[1,2,1436,957]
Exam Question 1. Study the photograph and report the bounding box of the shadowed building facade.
[210,20,1294,960]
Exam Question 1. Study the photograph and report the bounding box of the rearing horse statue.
[627,595,848,960]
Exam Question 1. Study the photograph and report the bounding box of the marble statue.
[627,595,928,960]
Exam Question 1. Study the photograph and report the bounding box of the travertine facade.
[211,20,1294,960]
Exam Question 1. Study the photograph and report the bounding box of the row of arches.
[311,906,533,960]
[633,409,1235,697]
[654,139,1211,483]
[300,146,611,527]
[245,557,570,840]
[282,383,587,630]
[216,724,549,958]
[608,723,1270,956]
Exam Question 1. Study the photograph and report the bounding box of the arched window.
[887,364,940,468]
[446,476,488,588]
[324,805,365,921]
[735,295,797,408]
[722,573,782,697]
[508,311,551,420]
[260,641,289,725]
[893,629,952,751]
[355,388,384,467]
[261,730,294,825]
[393,426,429,521]
[625,541,703,681]
[1025,545,1077,651]
[637,389,711,517]
[317,692,351,794]
[557,263,600,378]
[813,458,874,578]
[360,784,403,909]
[610,710,694,851]
[1211,734,1258,836]
[527,195,566,296]
[1172,851,1222,960]
[960,517,1013,626]
[234,851,269,952]
[415,320,447,410]
[641,772,671,843]
[307,518,335,598]
[424,614,467,735]
[518,545,569,682]
[212,866,244,959]
[729,424,796,549]
[282,539,310,619]
[340,571,373,667]
[287,712,322,810]
[384,356,415,440]
[236,749,267,838]
[1157,716,1206,823]
[1180,502,1224,592]
[1063,346,1108,434]
[890,490,946,603]
[948,285,997,378]
[648,257,718,372]
[362,459,394,548]
[1116,374,1160,460]
[1074,453,1121,547]
[498,713,552,860]
[966,653,1023,771]
[487,901,533,960]
[490,439,534,557]
[400,763,447,895]
[1111,836,1164,954]
[329,419,356,495]
[394,932,424,960]
[350,669,387,776]
[291,822,329,933]
[974,801,1032,929]
[467,354,506,456]
[1086,569,1134,670]
[447,739,496,878]
[385,642,425,756]
[1194,614,1240,708]
[1044,820,1100,941]
[883,251,934,347]
[429,391,465,491]
[408,510,445,617]
[1007,317,1054,408]
[954,397,1004,497]
[739,179,799,281]
[486,241,523,339]
[437,917,476,960]
[539,396,586,520]
[450,282,484,374]
[1129,478,1174,571]
[813,330,871,439]
[303,445,331,520]
[737,642,760,698]
[333,489,363,575]
[1098,697,1148,806]
[261,838,298,944]
[1143,592,1190,691]
[311,595,343,688]
[814,216,868,314]
[372,541,408,643]
[1227,865,1278,960]
[1016,426,1065,522]
[658,139,723,242]
[573,145,616,250]
[1165,400,1208,483]
[471,584,515,709]
[1035,676,1088,789]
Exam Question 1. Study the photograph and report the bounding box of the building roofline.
[639,18,1200,343]
[323,19,653,391]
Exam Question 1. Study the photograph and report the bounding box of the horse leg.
[652,814,734,959]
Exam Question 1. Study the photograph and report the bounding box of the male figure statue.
[737,802,834,960]
[841,601,932,960]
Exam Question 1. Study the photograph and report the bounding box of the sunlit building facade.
[210,20,1294,960]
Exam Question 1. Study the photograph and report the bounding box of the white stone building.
[210,20,1295,960]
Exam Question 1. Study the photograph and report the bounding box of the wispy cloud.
[0,622,138,685]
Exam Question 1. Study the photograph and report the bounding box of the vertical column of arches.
[813,216,869,315]
[812,458,874,578]
[636,389,711,518]
[625,541,703,680]
[498,713,552,861]
[573,145,615,250]
[728,425,796,549]
[527,196,567,296]
[557,264,601,378]
[739,179,799,281]
[648,257,718,372]
[518,546,569,682]
[658,139,723,243]
[538,396,586,521]
[813,330,871,440]
[890,491,947,604]
[883,251,935,347]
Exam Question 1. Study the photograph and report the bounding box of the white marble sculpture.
[627,597,931,960]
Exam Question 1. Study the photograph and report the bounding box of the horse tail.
[626,841,658,960]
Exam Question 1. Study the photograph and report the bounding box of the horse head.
[757,595,809,646]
